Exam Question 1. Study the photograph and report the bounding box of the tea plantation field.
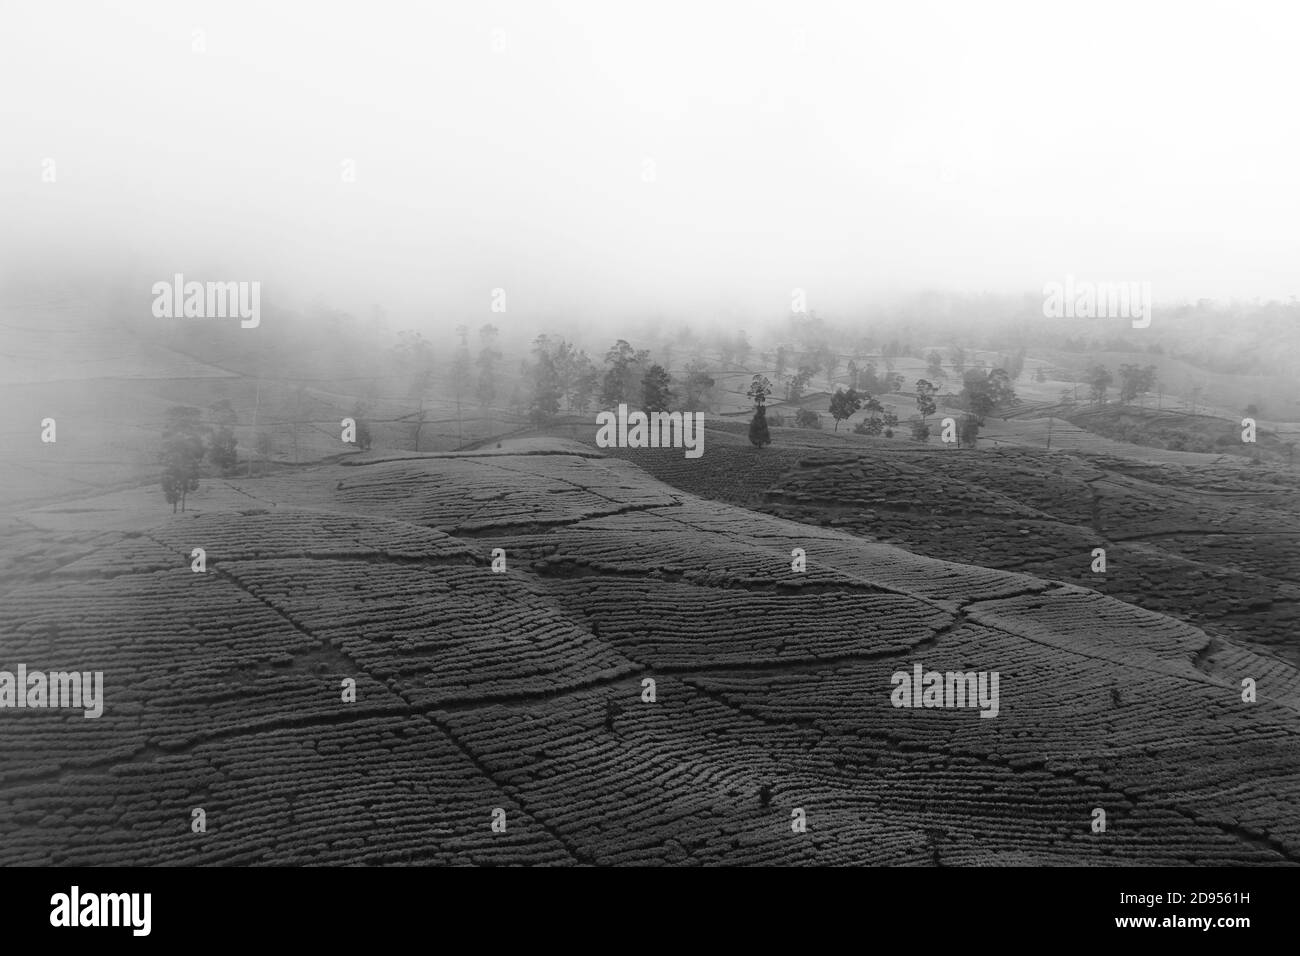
[1,439,1296,864]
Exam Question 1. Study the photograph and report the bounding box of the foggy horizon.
[5,0,1300,329]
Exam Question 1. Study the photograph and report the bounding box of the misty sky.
[3,0,1297,327]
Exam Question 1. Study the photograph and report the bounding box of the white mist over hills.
[3,0,1300,331]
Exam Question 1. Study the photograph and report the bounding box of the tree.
[794,408,822,429]
[748,405,772,447]
[551,338,580,409]
[570,352,599,412]
[394,330,436,393]
[1086,364,1113,405]
[927,350,944,380]
[289,383,307,463]
[255,431,274,472]
[881,410,899,438]
[987,368,1016,407]
[681,360,717,411]
[851,391,886,435]
[207,426,238,474]
[969,389,995,422]
[746,374,773,407]
[828,387,862,431]
[1002,347,1026,382]
[530,335,595,413]
[717,335,736,369]
[914,379,937,423]
[816,345,839,392]
[161,406,207,513]
[872,362,890,392]
[853,361,877,393]
[641,363,674,412]
[786,365,816,402]
[600,339,650,407]
[951,346,966,377]
[733,330,752,367]
[747,373,773,448]
[246,374,263,477]
[960,368,1016,423]
[476,324,502,406]
[529,350,563,424]
[1118,363,1157,405]
[160,470,188,513]
[207,400,238,475]
[393,330,436,451]
[447,324,474,445]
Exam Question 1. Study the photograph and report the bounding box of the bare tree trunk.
[248,376,262,477]
[293,386,302,464]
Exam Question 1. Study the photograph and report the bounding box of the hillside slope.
[592,424,1300,667]
[1,440,1297,865]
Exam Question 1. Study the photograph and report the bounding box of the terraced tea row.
[1,439,1297,865]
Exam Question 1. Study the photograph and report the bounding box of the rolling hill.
[1,439,1296,865]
